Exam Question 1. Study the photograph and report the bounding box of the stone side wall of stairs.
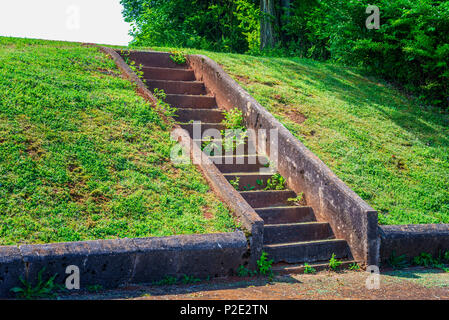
[120,49,376,266]
[186,54,380,266]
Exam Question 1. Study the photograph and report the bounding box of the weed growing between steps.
[0,37,237,245]
[169,50,187,65]
[136,46,449,225]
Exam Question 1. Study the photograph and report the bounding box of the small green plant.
[154,275,178,286]
[237,265,257,277]
[221,109,245,130]
[121,50,146,83]
[287,193,304,206]
[257,251,274,280]
[242,184,255,191]
[303,263,316,274]
[87,284,103,293]
[181,275,201,285]
[220,129,247,152]
[413,252,435,267]
[169,50,187,65]
[229,177,240,190]
[349,263,361,271]
[444,251,449,262]
[10,268,60,299]
[387,251,409,270]
[412,252,449,272]
[256,179,264,187]
[328,253,342,271]
[264,173,286,191]
[153,88,177,118]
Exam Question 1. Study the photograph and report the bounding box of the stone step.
[192,138,258,157]
[272,260,359,275]
[125,51,190,69]
[255,206,316,224]
[223,172,272,190]
[263,222,333,245]
[143,67,196,81]
[166,94,217,109]
[148,80,206,95]
[175,108,225,123]
[215,162,266,174]
[264,239,352,264]
[239,190,297,208]
[179,123,226,137]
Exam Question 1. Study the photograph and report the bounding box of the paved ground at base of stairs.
[60,267,449,300]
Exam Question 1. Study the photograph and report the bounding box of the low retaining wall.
[379,224,449,262]
[0,47,262,298]
[187,54,379,265]
[0,233,247,298]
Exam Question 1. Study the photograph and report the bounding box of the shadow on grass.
[264,57,449,148]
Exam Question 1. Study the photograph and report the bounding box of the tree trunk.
[260,0,277,49]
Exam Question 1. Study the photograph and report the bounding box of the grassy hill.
[0,38,236,245]
[144,46,449,225]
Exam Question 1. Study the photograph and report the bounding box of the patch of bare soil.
[59,268,449,300]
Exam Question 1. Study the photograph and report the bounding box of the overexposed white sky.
[0,0,132,45]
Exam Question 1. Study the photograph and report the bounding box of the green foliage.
[87,285,103,293]
[287,193,304,206]
[413,252,435,268]
[169,50,187,65]
[181,274,202,285]
[328,253,342,271]
[303,263,316,274]
[0,37,236,244]
[349,263,361,271]
[154,275,178,286]
[282,0,449,109]
[242,184,255,191]
[264,173,286,191]
[387,251,410,270]
[221,108,245,130]
[195,48,449,225]
[121,0,260,54]
[237,265,257,277]
[257,251,274,279]
[121,0,449,108]
[229,177,240,190]
[152,88,177,118]
[412,251,449,272]
[11,268,61,299]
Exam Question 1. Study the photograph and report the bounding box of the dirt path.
[60,267,448,300]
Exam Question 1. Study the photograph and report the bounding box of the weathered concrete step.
[165,94,217,109]
[179,123,226,137]
[215,156,269,176]
[239,190,297,208]
[215,162,265,174]
[148,80,206,95]
[143,67,195,81]
[175,108,225,123]
[272,260,358,275]
[255,206,316,224]
[223,172,272,190]
[124,51,189,69]
[263,222,333,245]
[192,138,257,157]
[264,239,352,264]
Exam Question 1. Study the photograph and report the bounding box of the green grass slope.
[209,52,449,225]
[0,38,236,245]
[145,46,449,225]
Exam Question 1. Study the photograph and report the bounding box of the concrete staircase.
[124,51,355,270]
